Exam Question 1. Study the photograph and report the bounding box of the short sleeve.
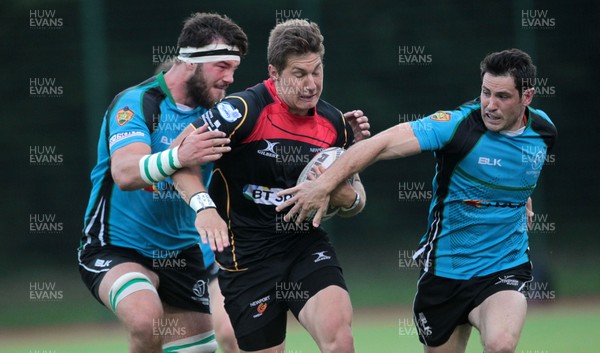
[409,110,461,151]
[107,96,151,154]
[191,92,259,146]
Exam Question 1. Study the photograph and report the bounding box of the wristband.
[189,192,216,213]
[341,191,360,212]
[138,146,182,184]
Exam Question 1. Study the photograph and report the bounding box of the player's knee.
[107,271,163,347]
[162,331,218,353]
[216,336,238,353]
[128,322,162,348]
[124,312,163,350]
[127,309,163,345]
[214,323,238,353]
[483,332,518,353]
[321,334,354,353]
[128,307,162,333]
[307,301,354,352]
[318,323,354,353]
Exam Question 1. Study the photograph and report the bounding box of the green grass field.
[2,262,599,352]
[2,302,598,353]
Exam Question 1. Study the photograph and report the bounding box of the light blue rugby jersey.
[409,98,556,280]
[80,72,215,266]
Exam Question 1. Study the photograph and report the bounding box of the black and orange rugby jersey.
[191,79,354,271]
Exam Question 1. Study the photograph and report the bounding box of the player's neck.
[164,68,196,108]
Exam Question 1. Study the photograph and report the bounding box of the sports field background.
[2,262,599,351]
[3,303,600,353]
[2,1,599,352]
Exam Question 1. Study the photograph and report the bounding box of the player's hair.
[177,12,248,57]
[267,19,325,73]
[480,48,537,97]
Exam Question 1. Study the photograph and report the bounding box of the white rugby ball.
[296,147,355,222]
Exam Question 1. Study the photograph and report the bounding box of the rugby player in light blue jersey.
[78,13,247,353]
[278,48,557,353]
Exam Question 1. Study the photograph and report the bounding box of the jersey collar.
[156,71,177,106]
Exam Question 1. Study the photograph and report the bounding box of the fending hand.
[195,208,230,252]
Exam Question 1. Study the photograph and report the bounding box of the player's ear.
[268,64,278,81]
[185,62,197,72]
[522,87,535,106]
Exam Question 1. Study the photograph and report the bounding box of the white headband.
[178,44,241,63]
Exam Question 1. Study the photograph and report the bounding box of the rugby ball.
[296,147,354,222]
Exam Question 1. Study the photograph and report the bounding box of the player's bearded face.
[187,64,230,108]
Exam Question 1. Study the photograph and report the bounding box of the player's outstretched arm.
[172,168,230,252]
[276,122,421,226]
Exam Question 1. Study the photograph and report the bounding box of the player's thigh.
[97,262,163,331]
[153,246,212,316]
[208,279,236,339]
[218,267,288,351]
[208,278,226,325]
[288,237,352,346]
[97,262,160,308]
[468,290,527,347]
[297,285,353,343]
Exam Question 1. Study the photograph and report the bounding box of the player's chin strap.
[178,44,241,64]
[162,331,218,353]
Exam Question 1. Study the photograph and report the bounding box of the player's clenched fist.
[344,110,371,142]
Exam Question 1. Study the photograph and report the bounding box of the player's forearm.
[172,167,207,204]
[318,134,389,194]
[377,123,421,159]
[319,123,419,193]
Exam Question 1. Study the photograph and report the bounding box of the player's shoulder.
[528,106,557,147]
[529,106,557,130]
[409,99,479,141]
[109,76,161,112]
[119,76,160,99]
[315,99,350,147]
[196,82,273,132]
[226,82,272,108]
[447,98,482,122]
[220,82,273,119]
[315,99,346,134]
[417,99,481,128]
[316,99,343,121]
[409,98,485,151]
